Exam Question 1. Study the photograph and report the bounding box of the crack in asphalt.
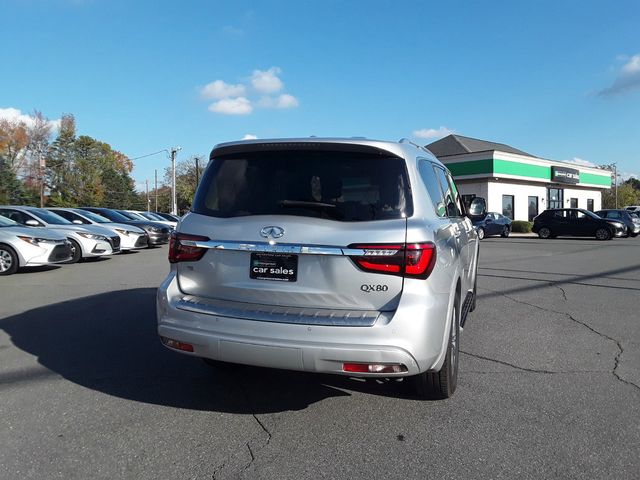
[461,350,557,373]
[210,379,274,479]
[477,285,640,392]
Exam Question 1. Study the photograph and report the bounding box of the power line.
[129,149,169,161]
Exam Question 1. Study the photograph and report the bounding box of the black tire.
[630,232,638,238]
[538,227,552,239]
[595,228,611,241]
[0,244,19,276]
[477,227,485,240]
[501,225,510,238]
[62,238,83,264]
[413,297,460,400]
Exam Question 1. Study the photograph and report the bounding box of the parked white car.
[121,210,177,229]
[0,206,118,263]
[47,208,149,251]
[0,215,72,275]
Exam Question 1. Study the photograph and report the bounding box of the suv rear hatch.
[173,143,417,317]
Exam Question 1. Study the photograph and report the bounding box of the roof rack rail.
[399,138,430,153]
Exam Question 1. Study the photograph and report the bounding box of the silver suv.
[157,138,481,399]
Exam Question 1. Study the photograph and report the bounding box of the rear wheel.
[477,227,485,240]
[0,244,19,276]
[538,227,552,239]
[595,228,611,241]
[414,298,460,400]
[501,225,510,237]
[62,239,82,264]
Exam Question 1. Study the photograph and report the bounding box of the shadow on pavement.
[0,288,416,413]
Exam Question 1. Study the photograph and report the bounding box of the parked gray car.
[157,138,481,399]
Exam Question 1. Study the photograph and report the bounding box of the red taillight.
[160,336,194,352]
[343,363,408,374]
[348,242,436,279]
[168,232,210,263]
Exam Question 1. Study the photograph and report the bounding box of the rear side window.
[193,150,413,221]
[418,160,446,217]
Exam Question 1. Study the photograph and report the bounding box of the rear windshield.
[192,150,413,221]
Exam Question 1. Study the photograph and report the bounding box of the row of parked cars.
[532,208,640,240]
[469,207,639,241]
[0,206,179,275]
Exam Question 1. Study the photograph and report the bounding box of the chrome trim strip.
[174,296,380,327]
[180,239,365,256]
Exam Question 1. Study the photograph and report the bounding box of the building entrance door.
[548,188,563,209]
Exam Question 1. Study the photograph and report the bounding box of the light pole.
[170,147,182,215]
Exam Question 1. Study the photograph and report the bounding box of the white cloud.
[0,107,61,131]
[599,54,640,96]
[200,67,297,115]
[257,94,299,109]
[242,134,258,140]
[200,80,246,100]
[208,97,252,115]
[565,157,597,167]
[412,126,454,139]
[251,67,283,94]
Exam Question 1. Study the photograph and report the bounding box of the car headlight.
[77,232,108,241]
[115,228,130,236]
[148,226,161,233]
[17,236,48,246]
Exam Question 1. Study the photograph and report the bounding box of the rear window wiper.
[279,200,337,209]
[278,200,343,220]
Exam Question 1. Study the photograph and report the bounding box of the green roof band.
[493,159,550,179]
[446,158,611,187]
[579,172,611,186]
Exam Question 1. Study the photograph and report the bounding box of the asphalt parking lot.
[1,238,639,480]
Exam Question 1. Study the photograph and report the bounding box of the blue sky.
[1,0,639,187]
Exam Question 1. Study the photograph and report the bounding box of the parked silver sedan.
[47,208,149,251]
[0,206,118,263]
[0,215,72,275]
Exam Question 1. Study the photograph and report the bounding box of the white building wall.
[455,181,489,201]
[485,181,602,221]
[562,188,601,211]
[487,181,547,221]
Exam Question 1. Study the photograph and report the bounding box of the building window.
[570,198,578,208]
[548,188,563,209]
[587,199,594,211]
[502,195,514,220]
[528,196,538,221]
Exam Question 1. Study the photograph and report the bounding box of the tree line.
[0,111,204,213]
[0,112,141,209]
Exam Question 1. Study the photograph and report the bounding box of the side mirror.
[25,219,41,227]
[72,219,83,224]
[468,197,487,217]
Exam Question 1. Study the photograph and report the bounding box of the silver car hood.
[0,225,67,241]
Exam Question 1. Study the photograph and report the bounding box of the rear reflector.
[160,336,194,352]
[343,363,408,374]
[168,232,210,263]
[348,242,436,279]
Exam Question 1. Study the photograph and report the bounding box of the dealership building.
[426,134,612,221]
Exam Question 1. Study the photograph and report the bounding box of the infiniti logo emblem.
[260,226,285,239]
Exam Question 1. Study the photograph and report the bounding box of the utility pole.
[614,163,618,209]
[154,169,158,212]
[170,147,181,215]
[39,150,45,208]
[146,179,149,211]
[195,157,200,188]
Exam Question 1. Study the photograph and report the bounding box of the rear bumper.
[156,271,452,376]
